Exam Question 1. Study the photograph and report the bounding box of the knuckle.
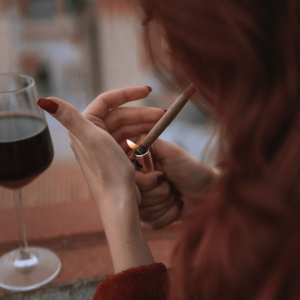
[161,182,172,198]
[122,89,131,102]
[137,176,154,192]
[145,179,156,190]
[98,94,111,111]
[62,113,75,129]
[139,208,153,222]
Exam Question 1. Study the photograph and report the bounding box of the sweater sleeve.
[92,263,169,300]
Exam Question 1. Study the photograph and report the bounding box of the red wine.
[0,116,54,189]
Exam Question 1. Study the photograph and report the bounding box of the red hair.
[136,0,300,299]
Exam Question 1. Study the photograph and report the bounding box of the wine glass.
[0,73,61,291]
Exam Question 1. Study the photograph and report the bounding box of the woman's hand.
[76,87,219,231]
[82,86,166,150]
[45,86,165,209]
[37,86,164,273]
[135,139,219,230]
[42,85,217,232]
[42,96,139,210]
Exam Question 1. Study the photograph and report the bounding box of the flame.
[127,139,138,149]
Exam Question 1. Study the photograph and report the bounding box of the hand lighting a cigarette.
[126,84,196,174]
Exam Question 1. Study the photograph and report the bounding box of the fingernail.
[163,109,167,113]
[145,86,152,92]
[157,173,166,185]
[176,200,184,210]
[37,98,59,114]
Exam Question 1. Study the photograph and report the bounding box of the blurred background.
[0,0,211,209]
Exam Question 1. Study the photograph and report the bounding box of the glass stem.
[14,189,30,260]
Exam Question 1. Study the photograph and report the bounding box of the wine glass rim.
[0,73,35,95]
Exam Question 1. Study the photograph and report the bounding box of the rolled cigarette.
[135,84,196,155]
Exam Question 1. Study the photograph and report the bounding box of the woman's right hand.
[134,138,219,229]
[82,87,219,230]
[108,120,219,230]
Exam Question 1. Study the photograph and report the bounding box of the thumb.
[37,97,94,143]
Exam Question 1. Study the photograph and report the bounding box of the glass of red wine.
[0,73,61,291]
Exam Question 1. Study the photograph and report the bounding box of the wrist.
[99,190,138,225]
[93,182,137,211]
[104,208,154,273]
[96,190,154,274]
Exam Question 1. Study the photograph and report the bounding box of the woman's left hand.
[37,87,165,273]
[40,95,139,210]
[41,87,165,209]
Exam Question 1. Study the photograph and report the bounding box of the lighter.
[127,139,155,173]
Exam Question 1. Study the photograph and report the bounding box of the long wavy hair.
[135,0,300,299]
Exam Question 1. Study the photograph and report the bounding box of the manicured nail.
[157,173,166,185]
[37,98,59,114]
[176,200,184,210]
[145,86,152,92]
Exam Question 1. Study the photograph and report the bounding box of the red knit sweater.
[93,263,169,300]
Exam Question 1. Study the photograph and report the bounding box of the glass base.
[0,247,61,291]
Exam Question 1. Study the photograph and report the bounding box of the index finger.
[104,106,166,133]
[39,97,95,143]
[83,86,151,120]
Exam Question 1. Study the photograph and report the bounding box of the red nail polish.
[145,86,152,92]
[37,98,59,114]
[157,173,166,185]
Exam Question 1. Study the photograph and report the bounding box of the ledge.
[0,199,180,295]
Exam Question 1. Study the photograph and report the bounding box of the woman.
[37,0,300,299]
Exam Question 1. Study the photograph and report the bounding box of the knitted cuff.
[93,263,169,300]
